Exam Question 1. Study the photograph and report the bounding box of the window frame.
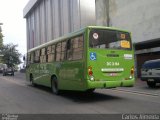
[66,34,84,61]
[89,29,132,50]
[34,49,40,63]
[40,47,47,63]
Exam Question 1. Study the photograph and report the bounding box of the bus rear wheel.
[30,74,35,86]
[85,89,95,94]
[51,76,59,95]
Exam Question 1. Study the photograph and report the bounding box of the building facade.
[24,0,160,77]
[23,0,95,50]
[95,0,160,77]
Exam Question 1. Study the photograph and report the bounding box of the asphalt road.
[0,72,160,114]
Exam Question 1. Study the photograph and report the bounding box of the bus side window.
[66,39,73,61]
[47,46,54,62]
[30,52,34,64]
[56,42,61,62]
[47,45,56,63]
[34,50,40,63]
[67,39,71,49]
[40,48,47,63]
[47,46,52,54]
[72,35,84,60]
[27,53,31,65]
[61,41,66,61]
[51,45,55,61]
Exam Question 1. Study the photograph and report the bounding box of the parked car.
[0,63,4,73]
[141,59,160,88]
[2,64,14,76]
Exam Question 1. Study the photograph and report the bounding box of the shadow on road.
[59,91,123,103]
[140,85,160,90]
[28,84,123,103]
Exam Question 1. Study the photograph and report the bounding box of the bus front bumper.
[87,79,135,89]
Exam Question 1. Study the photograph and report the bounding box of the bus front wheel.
[30,74,35,86]
[85,89,95,94]
[51,76,59,95]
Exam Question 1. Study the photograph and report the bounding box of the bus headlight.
[88,66,93,76]
[130,66,134,76]
[129,75,132,79]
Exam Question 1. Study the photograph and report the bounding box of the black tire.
[85,89,95,94]
[30,74,35,86]
[51,76,60,95]
[147,81,156,88]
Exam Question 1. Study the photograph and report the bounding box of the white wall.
[96,0,160,43]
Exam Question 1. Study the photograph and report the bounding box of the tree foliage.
[0,26,3,48]
[0,44,22,67]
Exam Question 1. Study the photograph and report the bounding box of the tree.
[0,24,4,62]
[0,44,22,67]
[0,25,3,48]
[0,32,3,48]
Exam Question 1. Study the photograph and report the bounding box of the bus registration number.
[121,40,130,48]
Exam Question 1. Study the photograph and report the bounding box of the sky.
[0,0,29,57]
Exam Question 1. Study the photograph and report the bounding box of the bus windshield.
[89,29,132,50]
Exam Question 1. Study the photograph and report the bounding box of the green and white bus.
[26,26,135,94]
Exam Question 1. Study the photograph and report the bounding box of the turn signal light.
[130,66,134,75]
[89,71,93,76]
[88,66,93,76]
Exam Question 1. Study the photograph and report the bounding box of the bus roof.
[28,27,85,53]
[27,26,130,53]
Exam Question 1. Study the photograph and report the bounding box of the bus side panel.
[57,60,86,91]
[26,63,40,83]
[36,63,56,87]
[57,30,88,91]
